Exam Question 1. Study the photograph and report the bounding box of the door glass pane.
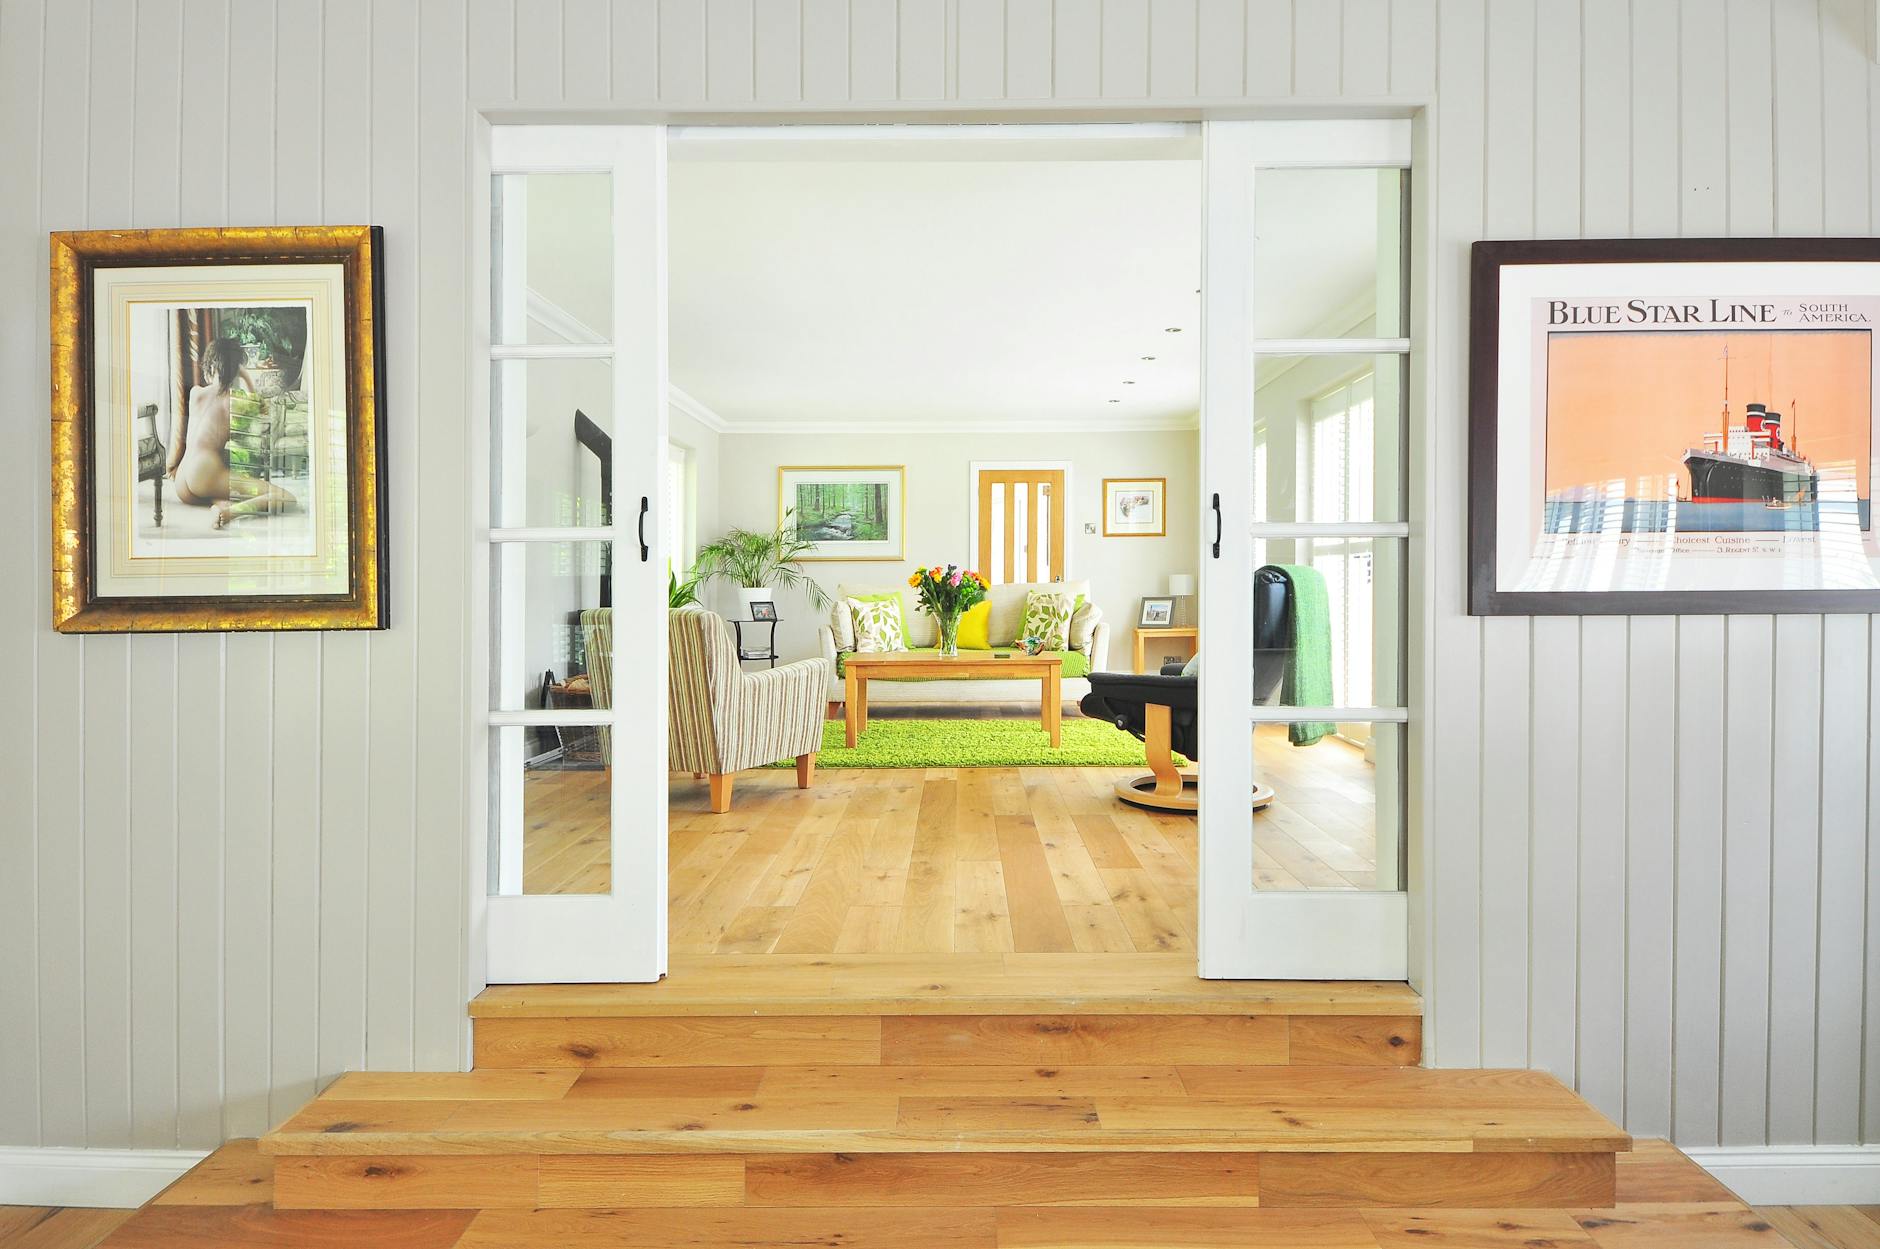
[1250,538,1404,708]
[1252,354,1403,523]
[492,172,613,345]
[1253,167,1404,339]
[491,541,612,711]
[490,725,611,896]
[1252,721,1402,892]
[491,358,613,528]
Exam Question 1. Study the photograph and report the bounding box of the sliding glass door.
[479,126,670,982]
[1198,120,1412,978]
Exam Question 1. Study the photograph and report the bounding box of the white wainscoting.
[0,0,1874,1171]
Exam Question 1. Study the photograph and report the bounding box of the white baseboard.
[0,1146,210,1208]
[1684,1144,1880,1205]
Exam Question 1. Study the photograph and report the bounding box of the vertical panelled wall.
[0,0,1873,1154]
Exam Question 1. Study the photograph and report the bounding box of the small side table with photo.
[1133,595,1198,674]
[734,599,780,667]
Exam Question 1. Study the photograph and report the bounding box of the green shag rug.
[765,718,1190,769]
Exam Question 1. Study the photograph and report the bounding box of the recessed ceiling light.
[1108,399,1121,403]
[1123,380,1135,385]
[1141,355,1156,361]
[1164,327,1182,333]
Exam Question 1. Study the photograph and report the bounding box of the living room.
[504,126,1400,960]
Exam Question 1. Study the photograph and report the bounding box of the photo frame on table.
[50,225,387,632]
[1138,596,1175,628]
[749,600,779,622]
[1102,476,1166,537]
[1471,238,1880,615]
[779,465,906,561]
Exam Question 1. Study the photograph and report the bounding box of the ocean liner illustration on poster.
[1542,329,1872,537]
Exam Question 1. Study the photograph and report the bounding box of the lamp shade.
[1167,574,1195,597]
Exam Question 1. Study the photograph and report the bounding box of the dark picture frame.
[749,600,779,622]
[51,225,388,631]
[1470,237,1880,615]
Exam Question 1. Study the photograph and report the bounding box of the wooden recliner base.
[1112,703,1276,814]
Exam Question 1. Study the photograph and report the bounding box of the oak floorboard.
[94,1206,475,1249]
[0,1210,136,1249]
[744,1152,1260,1207]
[993,1206,1383,1247]
[454,1206,998,1247]
[1751,1205,1880,1249]
[1364,1208,1595,1246]
[146,1140,272,1208]
[879,1014,1290,1067]
[1613,1139,1737,1204]
[996,815,1078,953]
[1569,1204,1795,1248]
[472,1015,883,1068]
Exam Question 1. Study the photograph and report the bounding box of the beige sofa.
[817,580,1110,707]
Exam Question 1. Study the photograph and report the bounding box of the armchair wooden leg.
[707,772,734,813]
[796,753,817,789]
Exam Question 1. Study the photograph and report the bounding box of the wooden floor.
[524,726,1380,946]
[9,1140,1871,1247]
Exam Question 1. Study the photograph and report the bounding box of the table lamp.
[1167,574,1196,626]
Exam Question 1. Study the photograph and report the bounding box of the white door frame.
[466,114,1428,993]
[471,123,670,984]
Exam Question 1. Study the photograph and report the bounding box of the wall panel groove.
[3,0,1876,1156]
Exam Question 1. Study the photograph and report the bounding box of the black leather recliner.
[1078,567,1294,811]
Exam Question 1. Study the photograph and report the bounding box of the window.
[667,441,692,572]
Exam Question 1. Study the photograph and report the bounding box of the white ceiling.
[520,150,1389,433]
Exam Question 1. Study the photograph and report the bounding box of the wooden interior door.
[975,467,1066,583]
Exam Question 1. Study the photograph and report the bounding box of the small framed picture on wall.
[1103,477,1166,537]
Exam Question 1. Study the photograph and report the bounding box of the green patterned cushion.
[1019,590,1075,650]
[849,596,907,653]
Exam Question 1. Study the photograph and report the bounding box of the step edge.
[257,1132,1632,1157]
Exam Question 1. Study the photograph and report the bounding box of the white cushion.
[1070,601,1103,653]
[836,583,933,648]
[1020,589,1076,650]
[849,597,907,652]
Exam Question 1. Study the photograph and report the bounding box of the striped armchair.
[669,608,831,812]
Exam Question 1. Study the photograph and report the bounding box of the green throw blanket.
[1273,564,1335,746]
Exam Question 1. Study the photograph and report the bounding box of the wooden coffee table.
[843,651,1063,748]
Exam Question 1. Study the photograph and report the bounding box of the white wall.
[2,0,1876,1162]
[712,428,1199,663]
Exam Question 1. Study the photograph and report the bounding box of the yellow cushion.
[956,600,993,650]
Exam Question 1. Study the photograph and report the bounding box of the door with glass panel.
[483,126,669,982]
[1198,120,1411,978]
[973,464,1068,584]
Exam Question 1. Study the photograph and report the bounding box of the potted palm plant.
[693,511,830,618]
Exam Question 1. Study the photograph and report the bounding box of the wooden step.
[259,1065,1628,1212]
[96,1136,1757,1249]
[470,954,1423,1069]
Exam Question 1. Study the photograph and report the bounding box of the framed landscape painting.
[51,225,387,631]
[779,465,905,561]
[1470,238,1880,614]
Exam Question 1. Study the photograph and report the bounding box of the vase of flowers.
[908,563,988,657]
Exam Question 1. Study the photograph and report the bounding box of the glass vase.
[936,608,962,657]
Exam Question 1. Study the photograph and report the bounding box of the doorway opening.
[477,121,1413,987]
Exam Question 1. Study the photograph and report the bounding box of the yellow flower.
[908,573,920,587]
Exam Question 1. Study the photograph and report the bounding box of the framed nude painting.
[51,226,387,631]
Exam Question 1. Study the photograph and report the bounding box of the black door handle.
[1210,493,1222,558]
[637,496,650,562]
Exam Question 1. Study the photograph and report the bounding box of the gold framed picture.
[778,465,906,561]
[1102,476,1166,537]
[50,226,387,632]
